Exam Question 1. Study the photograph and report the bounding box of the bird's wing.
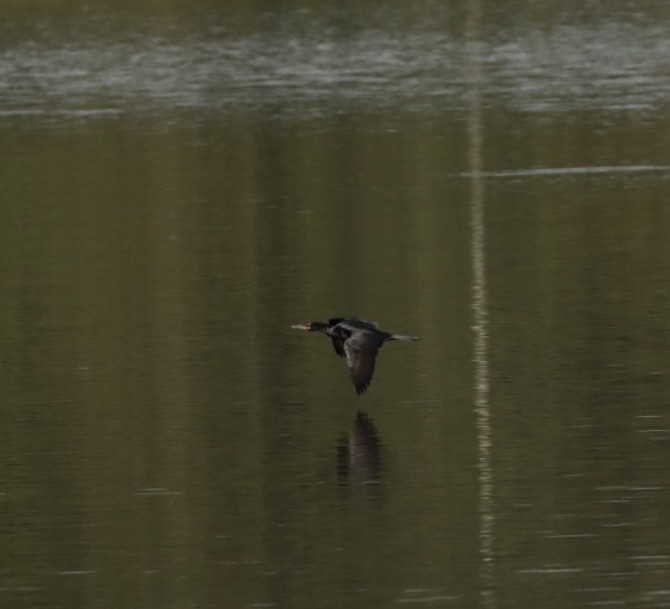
[344,333,384,395]
[331,318,379,332]
[326,321,350,358]
[344,318,379,331]
[330,335,346,358]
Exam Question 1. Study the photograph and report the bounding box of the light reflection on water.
[459,165,669,177]
[0,15,668,120]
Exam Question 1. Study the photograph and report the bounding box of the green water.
[1,2,669,608]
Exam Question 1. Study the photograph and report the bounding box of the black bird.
[291,317,419,394]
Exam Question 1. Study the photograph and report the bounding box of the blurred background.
[1,1,669,607]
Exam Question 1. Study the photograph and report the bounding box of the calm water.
[2,2,670,608]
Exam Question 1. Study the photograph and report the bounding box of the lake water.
[1,2,669,608]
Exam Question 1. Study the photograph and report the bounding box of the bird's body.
[291,317,419,394]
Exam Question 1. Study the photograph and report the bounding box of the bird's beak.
[291,323,311,331]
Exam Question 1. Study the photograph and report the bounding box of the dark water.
[2,2,669,608]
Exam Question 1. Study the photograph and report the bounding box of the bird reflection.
[337,411,382,488]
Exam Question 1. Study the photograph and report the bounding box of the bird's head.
[291,321,330,332]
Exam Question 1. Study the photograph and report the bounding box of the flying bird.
[291,317,419,394]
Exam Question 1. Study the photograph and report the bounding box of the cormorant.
[291,317,419,394]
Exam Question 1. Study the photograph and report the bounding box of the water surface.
[1,2,669,608]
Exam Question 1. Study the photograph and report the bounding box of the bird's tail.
[389,334,419,341]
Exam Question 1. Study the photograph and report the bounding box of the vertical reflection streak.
[466,1,496,607]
